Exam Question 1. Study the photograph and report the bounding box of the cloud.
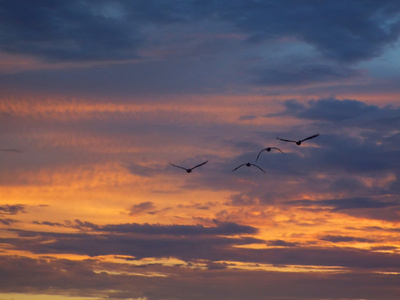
[0,218,19,225]
[99,220,258,236]
[216,0,400,63]
[5,228,263,260]
[33,219,258,236]
[272,98,400,129]
[2,1,400,65]
[266,240,298,247]
[5,228,400,271]
[272,98,374,120]
[126,163,161,178]
[1,148,22,153]
[128,202,156,216]
[285,197,400,222]
[286,197,400,211]
[253,64,361,86]
[0,204,25,215]
[320,235,376,243]
[1,254,400,300]
[0,1,142,62]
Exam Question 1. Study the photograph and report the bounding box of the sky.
[1,1,400,299]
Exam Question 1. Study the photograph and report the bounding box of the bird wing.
[191,160,208,170]
[250,163,266,172]
[169,163,188,171]
[256,149,267,161]
[271,147,284,154]
[276,137,296,143]
[300,133,320,142]
[232,164,246,171]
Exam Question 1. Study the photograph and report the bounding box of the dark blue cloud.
[34,219,258,236]
[215,0,400,62]
[320,235,375,243]
[286,197,400,211]
[297,98,380,121]
[5,227,263,259]
[0,0,142,62]
[1,254,400,300]
[0,218,19,225]
[1,0,400,63]
[5,228,400,270]
[272,98,392,122]
[253,64,361,86]
[100,221,258,235]
[0,204,25,215]
[270,98,400,138]
[266,240,298,247]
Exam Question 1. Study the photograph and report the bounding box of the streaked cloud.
[1,1,400,299]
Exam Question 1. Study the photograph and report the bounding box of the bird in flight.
[169,160,208,173]
[256,147,284,161]
[232,162,265,173]
[276,133,320,145]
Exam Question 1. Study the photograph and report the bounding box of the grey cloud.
[253,64,361,86]
[297,98,380,121]
[0,218,19,225]
[5,229,400,271]
[99,220,258,236]
[1,255,400,300]
[1,148,22,153]
[238,114,257,121]
[285,197,400,223]
[273,98,372,120]
[128,201,155,216]
[4,228,263,260]
[0,0,142,62]
[286,197,400,211]
[32,221,66,227]
[216,0,400,63]
[266,240,298,247]
[320,235,376,243]
[2,0,400,64]
[126,162,161,178]
[274,98,400,128]
[33,219,258,236]
[0,204,25,215]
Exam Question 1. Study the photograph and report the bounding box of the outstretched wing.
[300,133,320,142]
[232,163,246,171]
[271,147,284,154]
[191,160,208,170]
[169,163,188,171]
[276,137,296,143]
[250,163,266,172]
[256,148,267,162]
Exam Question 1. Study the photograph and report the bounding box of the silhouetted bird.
[256,147,284,161]
[169,160,208,173]
[232,162,265,173]
[276,133,319,145]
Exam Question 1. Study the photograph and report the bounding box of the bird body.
[169,160,208,173]
[232,162,265,172]
[256,146,284,161]
[277,134,319,145]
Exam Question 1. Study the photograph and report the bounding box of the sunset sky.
[1,1,400,299]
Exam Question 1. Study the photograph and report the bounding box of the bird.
[276,133,320,145]
[232,162,265,173]
[169,160,208,173]
[256,147,284,161]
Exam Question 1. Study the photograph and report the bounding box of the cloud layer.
[1,1,400,300]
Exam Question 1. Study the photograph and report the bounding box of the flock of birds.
[169,133,320,173]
